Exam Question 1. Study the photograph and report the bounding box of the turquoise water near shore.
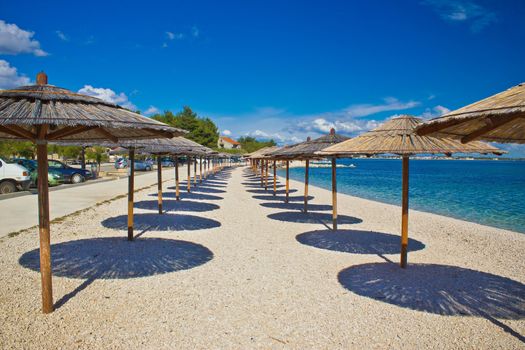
[277,159,525,233]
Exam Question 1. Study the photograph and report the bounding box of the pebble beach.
[0,165,524,349]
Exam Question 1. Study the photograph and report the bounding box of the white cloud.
[55,30,68,41]
[341,97,420,118]
[191,26,199,38]
[222,129,232,136]
[144,106,160,115]
[208,97,421,145]
[78,85,137,111]
[423,0,497,32]
[419,105,451,119]
[0,60,31,89]
[166,31,184,40]
[0,20,48,56]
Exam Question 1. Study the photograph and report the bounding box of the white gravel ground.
[0,165,524,349]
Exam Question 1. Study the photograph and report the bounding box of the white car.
[0,158,32,194]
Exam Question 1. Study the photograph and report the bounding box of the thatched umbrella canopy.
[416,82,525,144]
[254,146,281,190]
[319,115,504,268]
[270,128,349,159]
[0,73,185,314]
[62,137,204,234]
[115,137,208,218]
[246,146,280,189]
[131,138,207,219]
[269,128,349,212]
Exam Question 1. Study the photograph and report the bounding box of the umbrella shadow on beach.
[135,200,220,212]
[260,201,331,211]
[170,185,226,194]
[101,213,221,232]
[192,186,226,194]
[338,262,525,342]
[246,188,292,195]
[19,237,213,310]
[174,182,227,189]
[267,211,362,229]
[155,192,224,201]
[252,195,314,202]
[296,229,425,254]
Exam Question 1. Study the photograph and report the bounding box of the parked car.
[47,160,93,184]
[114,158,153,171]
[12,159,65,187]
[134,160,153,171]
[114,157,128,169]
[66,159,82,165]
[0,158,31,194]
[161,158,175,167]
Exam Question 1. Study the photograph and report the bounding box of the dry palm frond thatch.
[416,82,525,144]
[319,115,504,156]
[247,146,280,159]
[271,128,349,159]
[0,77,186,141]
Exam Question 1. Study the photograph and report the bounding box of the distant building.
[218,136,241,149]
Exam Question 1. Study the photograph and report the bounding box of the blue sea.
[277,159,525,233]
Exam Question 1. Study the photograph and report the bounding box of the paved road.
[0,166,187,238]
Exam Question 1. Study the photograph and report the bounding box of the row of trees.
[152,107,276,153]
[0,141,108,166]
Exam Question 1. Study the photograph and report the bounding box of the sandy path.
[0,166,524,349]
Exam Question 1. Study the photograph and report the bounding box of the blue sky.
[1,0,524,155]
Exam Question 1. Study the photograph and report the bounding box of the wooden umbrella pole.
[400,156,410,268]
[128,148,135,241]
[304,159,309,213]
[265,160,269,190]
[36,136,53,313]
[157,156,163,214]
[187,156,191,193]
[193,157,197,186]
[175,157,180,201]
[285,160,289,203]
[260,160,264,187]
[331,157,338,230]
[199,156,203,183]
[273,160,277,196]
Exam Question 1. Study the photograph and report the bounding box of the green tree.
[86,146,109,173]
[57,146,82,160]
[152,106,219,148]
[238,136,276,153]
[0,140,35,159]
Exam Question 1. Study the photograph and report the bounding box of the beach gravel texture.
[0,166,524,349]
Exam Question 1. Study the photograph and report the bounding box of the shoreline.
[278,173,525,238]
[276,161,525,234]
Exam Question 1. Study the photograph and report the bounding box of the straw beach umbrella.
[416,82,525,143]
[121,137,206,220]
[270,128,349,212]
[319,115,504,268]
[258,147,281,191]
[248,146,280,188]
[0,73,185,313]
